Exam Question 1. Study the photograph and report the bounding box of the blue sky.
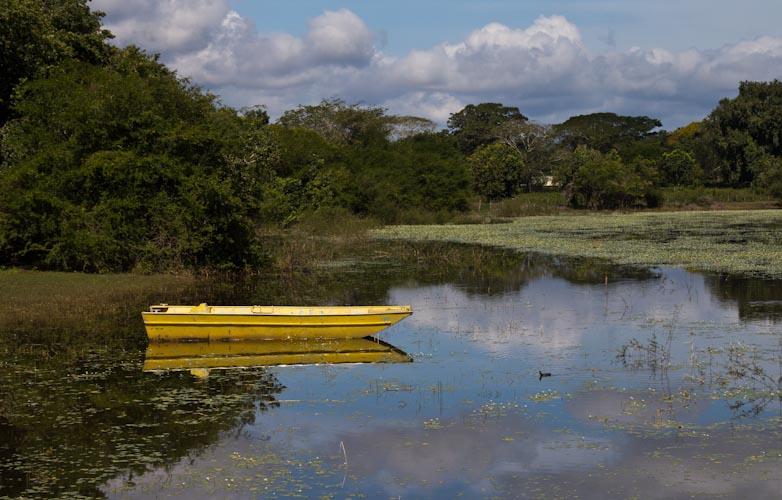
[93,0,782,129]
[231,0,782,55]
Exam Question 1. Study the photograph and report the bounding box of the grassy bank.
[466,187,776,220]
[0,270,195,343]
[374,209,782,278]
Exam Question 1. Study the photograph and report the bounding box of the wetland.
[2,231,782,499]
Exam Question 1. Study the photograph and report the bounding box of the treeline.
[1,1,780,273]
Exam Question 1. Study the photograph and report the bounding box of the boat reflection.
[143,337,413,373]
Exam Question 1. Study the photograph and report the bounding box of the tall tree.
[494,120,557,190]
[0,51,274,272]
[467,142,524,206]
[555,112,662,155]
[277,98,391,146]
[699,80,782,186]
[0,0,112,126]
[658,149,701,186]
[447,103,527,155]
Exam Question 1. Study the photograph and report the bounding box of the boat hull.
[142,304,413,341]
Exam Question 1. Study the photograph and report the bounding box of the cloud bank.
[93,0,782,129]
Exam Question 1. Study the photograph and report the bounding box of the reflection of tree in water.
[130,241,662,312]
[0,344,284,499]
[390,242,658,295]
[704,273,782,322]
[215,241,661,306]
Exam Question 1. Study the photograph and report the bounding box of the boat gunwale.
[144,304,413,317]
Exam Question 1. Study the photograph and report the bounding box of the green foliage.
[267,120,468,225]
[494,120,559,190]
[0,0,112,126]
[659,148,702,186]
[468,142,524,203]
[563,147,657,209]
[555,112,662,154]
[700,80,782,186]
[0,53,273,272]
[447,103,527,155]
[344,132,470,223]
[3,3,780,273]
[660,186,773,208]
[753,155,782,199]
[267,124,339,178]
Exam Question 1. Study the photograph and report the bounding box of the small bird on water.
[538,370,552,380]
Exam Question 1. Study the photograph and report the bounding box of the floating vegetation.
[529,390,562,402]
[374,209,782,278]
[0,345,285,499]
[470,401,521,420]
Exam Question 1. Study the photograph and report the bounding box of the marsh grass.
[483,191,570,217]
[374,209,782,278]
[660,187,776,210]
[0,270,194,343]
[260,209,382,272]
[453,188,774,221]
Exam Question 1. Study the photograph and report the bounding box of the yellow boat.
[142,338,413,372]
[142,303,413,341]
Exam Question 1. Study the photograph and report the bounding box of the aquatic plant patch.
[374,210,782,278]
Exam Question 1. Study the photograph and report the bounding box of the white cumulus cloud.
[93,2,782,129]
[93,0,231,54]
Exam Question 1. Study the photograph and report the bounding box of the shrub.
[564,147,657,209]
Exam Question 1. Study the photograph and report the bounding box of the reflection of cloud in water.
[104,398,782,499]
[566,387,711,429]
[390,269,741,357]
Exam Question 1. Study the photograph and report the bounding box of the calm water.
[2,248,782,499]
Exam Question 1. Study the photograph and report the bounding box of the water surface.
[2,248,782,499]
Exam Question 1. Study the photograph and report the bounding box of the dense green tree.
[348,133,469,222]
[275,102,467,224]
[0,52,274,272]
[658,148,701,186]
[555,112,662,155]
[700,80,782,186]
[468,142,524,205]
[563,146,657,209]
[754,155,782,199]
[267,125,340,178]
[239,105,270,126]
[447,103,527,155]
[0,0,112,126]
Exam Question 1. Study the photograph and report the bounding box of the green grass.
[0,270,194,340]
[373,209,782,278]
[659,187,776,209]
